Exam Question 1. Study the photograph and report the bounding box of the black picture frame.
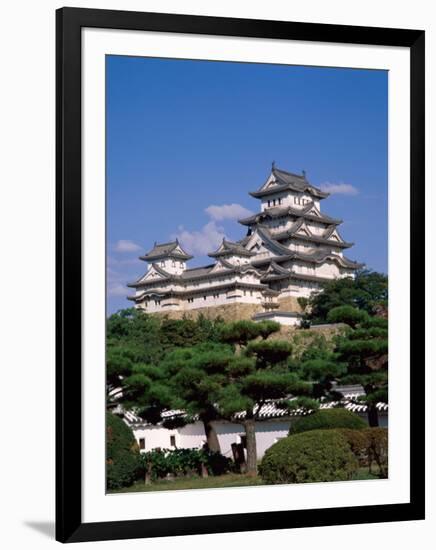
[56,7,425,543]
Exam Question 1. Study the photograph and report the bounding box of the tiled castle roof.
[239,202,342,226]
[208,238,255,258]
[127,259,264,288]
[249,166,329,200]
[140,240,193,261]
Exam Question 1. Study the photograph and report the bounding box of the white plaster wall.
[255,313,300,326]
[305,220,328,236]
[141,288,266,312]
[253,420,293,456]
[132,424,182,452]
[132,419,294,459]
[279,282,318,298]
[156,259,186,274]
[261,191,315,212]
[314,260,342,278]
[131,414,388,459]
[260,192,287,211]
[293,262,316,275]
[210,419,293,459]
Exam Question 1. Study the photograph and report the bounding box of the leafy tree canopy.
[106,309,226,399]
[332,308,388,426]
[304,270,388,324]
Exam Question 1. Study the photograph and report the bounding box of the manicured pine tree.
[300,270,388,325]
[121,342,235,453]
[298,346,348,401]
[327,305,388,426]
[218,321,312,476]
[161,343,235,453]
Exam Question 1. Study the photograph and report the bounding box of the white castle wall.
[261,191,317,212]
[265,218,327,237]
[130,414,387,459]
[156,259,187,274]
[131,419,293,459]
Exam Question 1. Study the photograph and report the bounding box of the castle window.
[139,438,145,450]
[267,200,271,207]
[204,295,207,300]
[278,198,282,205]
[170,435,176,447]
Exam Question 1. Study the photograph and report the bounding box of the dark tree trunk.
[244,418,257,476]
[203,420,221,453]
[367,404,379,427]
[144,462,152,485]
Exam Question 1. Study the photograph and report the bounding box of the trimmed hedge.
[106,412,139,490]
[364,427,388,477]
[335,427,388,477]
[334,428,369,465]
[289,409,367,435]
[138,448,233,482]
[259,430,358,484]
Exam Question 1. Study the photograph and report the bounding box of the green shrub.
[327,305,369,328]
[289,408,367,435]
[334,427,388,477]
[334,428,371,466]
[138,448,232,481]
[106,412,139,489]
[259,430,358,484]
[364,427,388,477]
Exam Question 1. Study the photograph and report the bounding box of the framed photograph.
[56,7,425,543]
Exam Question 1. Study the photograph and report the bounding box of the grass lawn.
[109,467,381,493]
[109,473,264,493]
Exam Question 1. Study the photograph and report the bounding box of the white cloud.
[173,221,225,256]
[107,266,130,297]
[171,202,251,257]
[319,182,359,196]
[108,255,138,267]
[114,239,142,253]
[108,283,129,297]
[205,203,252,221]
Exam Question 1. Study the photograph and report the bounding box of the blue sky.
[106,56,388,314]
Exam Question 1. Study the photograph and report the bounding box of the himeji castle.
[128,165,363,325]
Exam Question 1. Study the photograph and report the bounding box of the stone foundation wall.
[151,301,346,358]
[152,295,303,322]
[268,323,347,357]
[277,296,303,313]
[153,302,265,322]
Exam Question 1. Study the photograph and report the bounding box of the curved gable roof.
[249,166,329,200]
[140,239,193,261]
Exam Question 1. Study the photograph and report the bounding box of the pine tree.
[301,270,388,325]
[328,306,388,426]
[218,321,312,475]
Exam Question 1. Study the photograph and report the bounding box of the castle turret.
[238,165,363,299]
[208,238,255,266]
[249,165,328,212]
[139,239,192,275]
